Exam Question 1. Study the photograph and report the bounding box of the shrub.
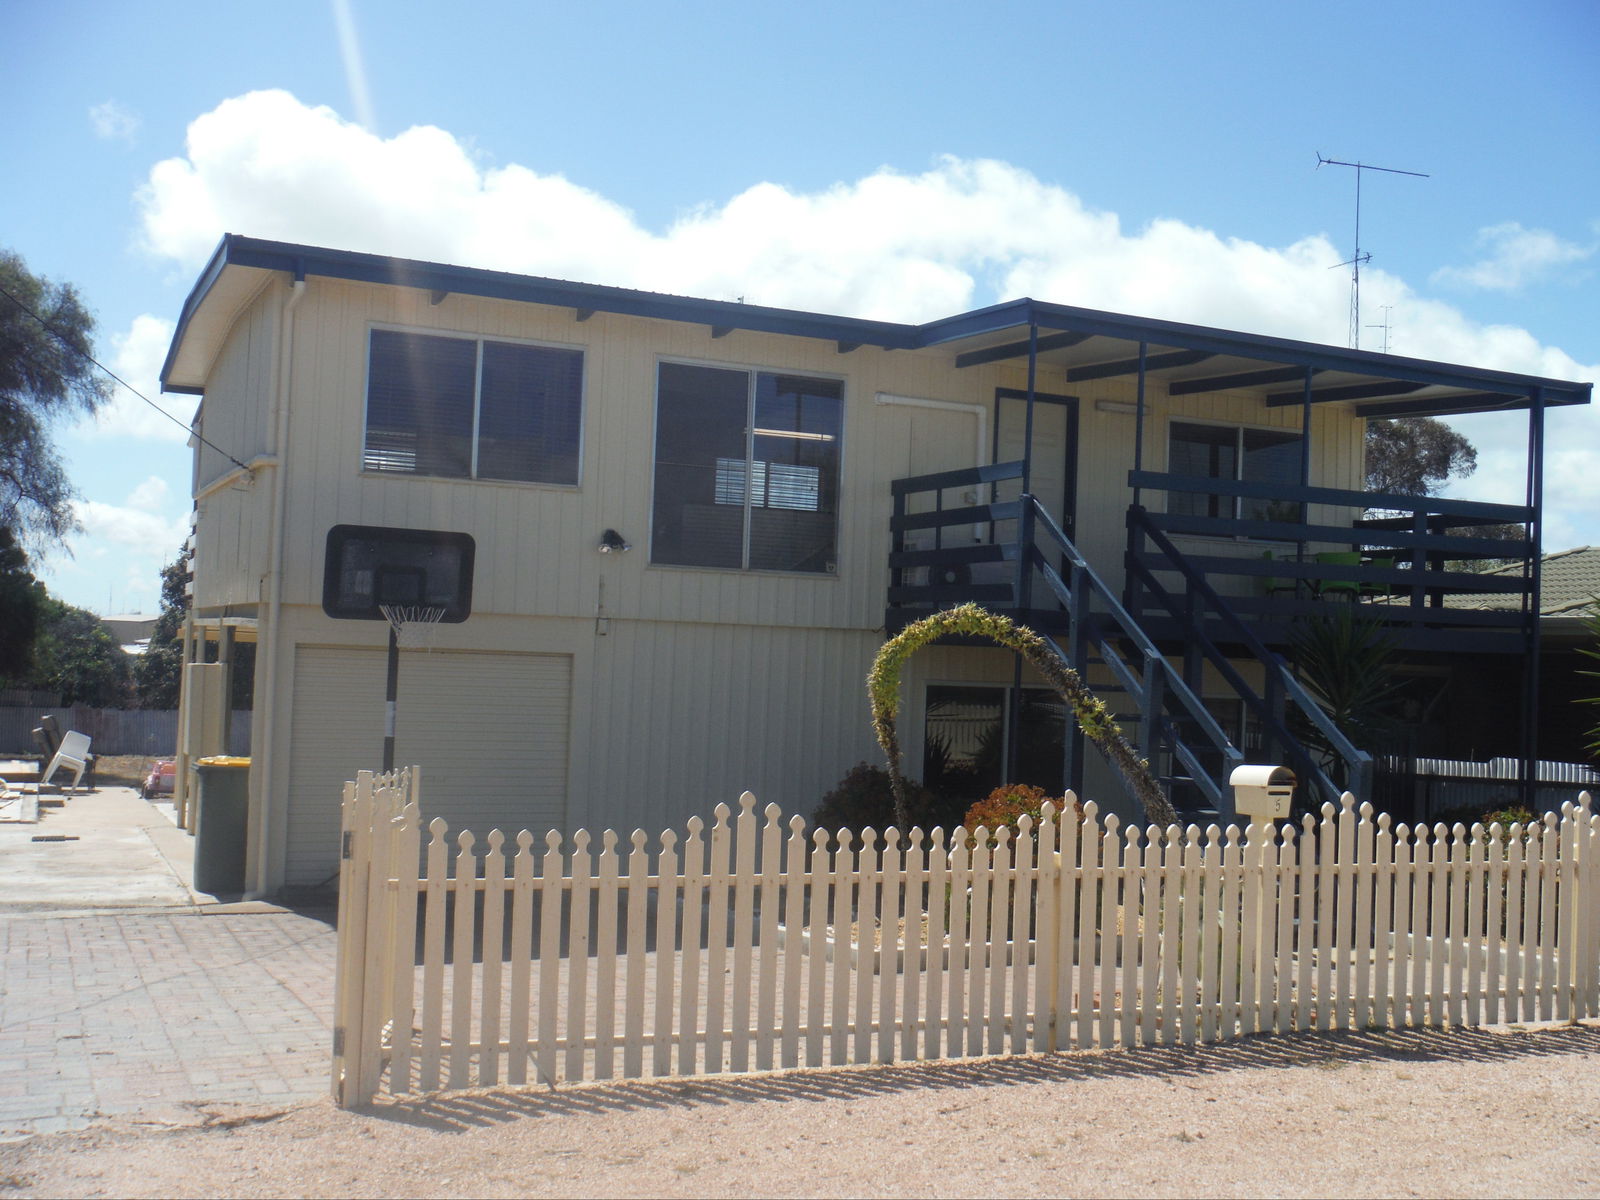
[1430,802,1542,852]
[811,762,964,836]
[962,783,1081,844]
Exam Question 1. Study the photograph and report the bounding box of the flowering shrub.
[962,783,1082,844]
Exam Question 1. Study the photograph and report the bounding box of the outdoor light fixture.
[598,528,631,554]
[1094,399,1141,415]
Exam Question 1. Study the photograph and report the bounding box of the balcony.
[1125,471,1536,654]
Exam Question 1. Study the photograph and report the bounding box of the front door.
[993,388,1079,545]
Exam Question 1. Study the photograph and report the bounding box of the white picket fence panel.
[330,770,1600,1107]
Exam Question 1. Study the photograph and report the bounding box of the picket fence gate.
[330,769,1600,1108]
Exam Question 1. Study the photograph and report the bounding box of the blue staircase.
[888,462,1370,822]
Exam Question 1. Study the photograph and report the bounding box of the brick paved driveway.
[0,788,338,1135]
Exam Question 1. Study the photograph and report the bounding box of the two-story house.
[160,235,1591,895]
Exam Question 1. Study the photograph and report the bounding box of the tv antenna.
[1365,304,1394,354]
[1316,154,1428,349]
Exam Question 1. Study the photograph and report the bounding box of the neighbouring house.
[160,235,1592,895]
[1417,544,1600,767]
[101,613,159,656]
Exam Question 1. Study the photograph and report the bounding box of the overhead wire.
[0,281,250,472]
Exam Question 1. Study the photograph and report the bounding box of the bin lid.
[196,755,251,767]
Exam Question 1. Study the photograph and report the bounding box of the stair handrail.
[1128,506,1373,800]
[1025,496,1243,811]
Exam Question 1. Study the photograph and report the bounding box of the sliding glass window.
[364,329,583,485]
[652,362,842,573]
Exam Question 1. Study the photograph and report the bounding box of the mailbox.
[1229,764,1296,821]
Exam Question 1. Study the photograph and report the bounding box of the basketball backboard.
[322,524,475,622]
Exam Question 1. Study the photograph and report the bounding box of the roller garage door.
[285,646,571,887]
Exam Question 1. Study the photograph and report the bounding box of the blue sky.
[5,0,1597,613]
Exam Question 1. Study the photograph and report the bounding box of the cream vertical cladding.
[580,616,881,837]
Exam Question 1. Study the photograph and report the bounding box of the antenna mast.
[1316,154,1428,349]
[1365,304,1394,354]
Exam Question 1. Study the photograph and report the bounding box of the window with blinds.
[364,329,583,485]
[652,362,842,573]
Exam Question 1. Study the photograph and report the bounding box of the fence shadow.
[359,1021,1600,1134]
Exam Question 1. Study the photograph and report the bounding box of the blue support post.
[1522,387,1545,810]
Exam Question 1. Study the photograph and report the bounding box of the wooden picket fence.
[330,769,1600,1108]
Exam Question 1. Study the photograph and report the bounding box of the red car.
[141,760,176,798]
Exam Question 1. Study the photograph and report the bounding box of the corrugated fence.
[1375,756,1600,824]
[0,707,252,757]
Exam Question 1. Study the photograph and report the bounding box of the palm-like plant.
[1288,610,1405,788]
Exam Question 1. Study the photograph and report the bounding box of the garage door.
[285,646,571,887]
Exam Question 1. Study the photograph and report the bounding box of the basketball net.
[379,605,446,650]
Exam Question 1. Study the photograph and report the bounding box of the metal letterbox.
[1229,764,1296,821]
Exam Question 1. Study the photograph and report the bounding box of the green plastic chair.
[1315,551,1362,600]
[1360,555,1395,600]
[1259,550,1297,599]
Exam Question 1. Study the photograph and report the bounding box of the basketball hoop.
[379,605,446,651]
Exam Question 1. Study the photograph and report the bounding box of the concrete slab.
[0,787,201,915]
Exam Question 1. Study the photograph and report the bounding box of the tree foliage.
[27,595,133,707]
[0,526,45,679]
[0,249,112,548]
[134,547,256,710]
[135,553,189,709]
[1365,417,1477,497]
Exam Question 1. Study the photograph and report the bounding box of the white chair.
[40,731,92,794]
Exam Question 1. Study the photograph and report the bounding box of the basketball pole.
[383,624,399,772]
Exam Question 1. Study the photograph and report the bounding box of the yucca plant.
[1288,609,1405,789]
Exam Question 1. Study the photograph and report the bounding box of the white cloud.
[36,482,187,614]
[77,313,192,442]
[132,89,1600,546]
[88,99,140,143]
[1432,222,1595,292]
[125,475,170,513]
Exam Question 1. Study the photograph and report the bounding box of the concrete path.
[0,787,337,1135]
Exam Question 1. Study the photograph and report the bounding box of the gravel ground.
[4,1023,1599,1198]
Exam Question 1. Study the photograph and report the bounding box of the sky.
[4,0,1597,614]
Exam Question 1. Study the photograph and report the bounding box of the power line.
[0,281,249,472]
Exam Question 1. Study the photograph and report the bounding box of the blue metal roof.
[161,234,1593,412]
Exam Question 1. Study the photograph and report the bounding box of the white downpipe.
[249,275,306,897]
[874,392,990,542]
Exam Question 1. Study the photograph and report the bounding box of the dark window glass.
[923,684,1066,804]
[652,363,842,572]
[364,330,583,485]
[365,330,476,477]
[1240,428,1302,523]
[1169,422,1301,523]
[478,342,583,484]
[652,363,750,569]
[749,373,841,572]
